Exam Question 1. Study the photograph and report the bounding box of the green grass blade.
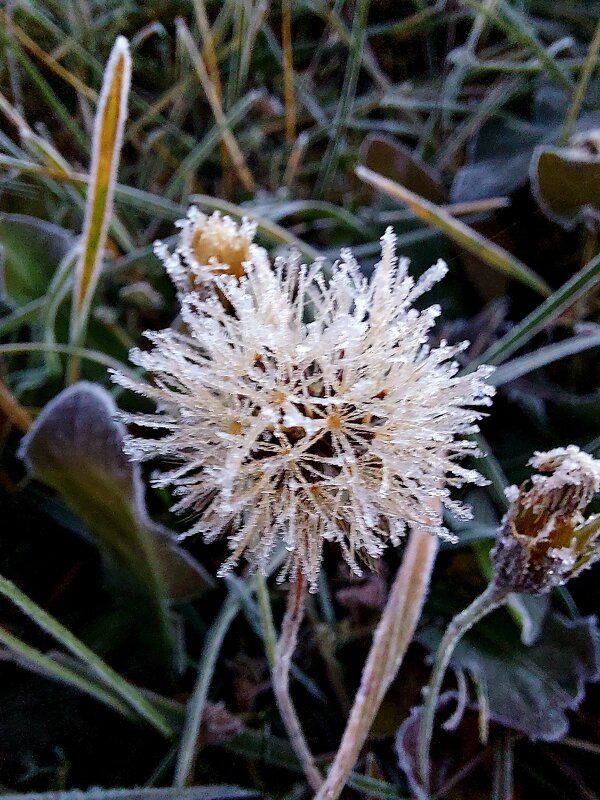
[174,592,241,787]
[0,298,45,336]
[491,331,600,386]
[0,573,174,737]
[559,19,600,144]
[463,0,574,91]
[0,789,259,800]
[164,90,263,201]
[316,0,371,196]
[0,625,136,719]
[471,252,600,368]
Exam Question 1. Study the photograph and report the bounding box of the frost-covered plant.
[418,445,600,794]
[493,445,600,593]
[154,206,258,296]
[113,223,494,590]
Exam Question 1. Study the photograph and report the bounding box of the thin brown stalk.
[273,570,323,792]
[176,18,255,192]
[315,526,439,800]
[283,131,308,189]
[0,379,32,433]
[281,0,296,143]
[191,0,230,180]
[192,0,223,98]
[0,8,97,102]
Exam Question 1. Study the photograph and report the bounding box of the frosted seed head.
[114,219,495,590]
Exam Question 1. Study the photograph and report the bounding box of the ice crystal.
[492,445,600,593]
[154,206,258,296]
[114,227,495,589]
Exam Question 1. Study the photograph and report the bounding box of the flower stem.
[255,571,277,672]
[315,526,439,800]
[273,570,323,792]
[417,581,509,796]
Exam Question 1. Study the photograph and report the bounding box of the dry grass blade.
[0,8,97,102]
[282,0,296,143]
[0,379,32,433]
[176,18,255,192]
[356,165,551,297]
[192,0,223,99]
[69,36,131,364]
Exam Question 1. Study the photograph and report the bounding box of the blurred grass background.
[1,1,600,798]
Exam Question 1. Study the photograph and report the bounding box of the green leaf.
[18,382,214,602]
[418,598,600,741]
[450,117,542,203]
[0,212,74,305]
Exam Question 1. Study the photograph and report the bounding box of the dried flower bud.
[492,446,600,593]
[154,207,258,295]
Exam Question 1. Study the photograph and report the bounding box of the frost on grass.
[493,445,600,593]
[113,225,495,589]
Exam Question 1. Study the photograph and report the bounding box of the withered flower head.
[114,227,494,589]
[154,207,258,294]
[492,446,600,594]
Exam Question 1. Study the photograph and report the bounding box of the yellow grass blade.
[356,164,552,297]
[70,36,131,358]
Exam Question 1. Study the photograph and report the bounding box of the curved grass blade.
[0,341,140,380]
[0,157,324,263]
[0,297,45,336]
[69,36,131,366]
[0,573,174,738]
[0,625,135,719]
[190,194,325,263]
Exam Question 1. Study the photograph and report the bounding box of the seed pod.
[492,446,600,594]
